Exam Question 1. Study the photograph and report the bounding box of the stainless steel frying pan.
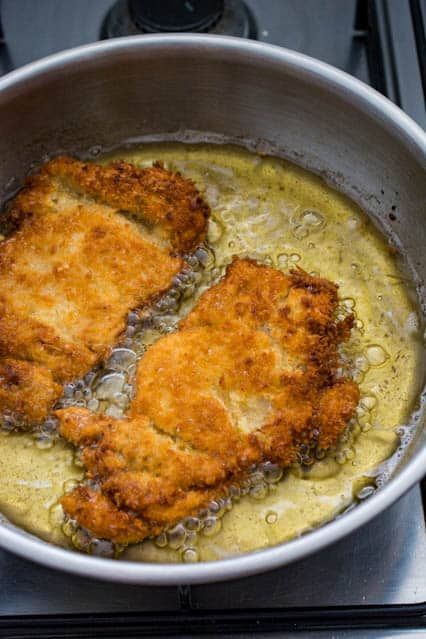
[0,34,424,585]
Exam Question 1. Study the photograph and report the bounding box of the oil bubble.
[195,246,215,269]
[87,398,100,412]
[292,225,309,240]
[74,389,85,401]
[229,484,241,500]
[354,355,370,373]
[113,392,129,409]
[357,485,375,500]
[248,468,263,483]
[91,538,115,558]
[355,405,369,423]
[342,297,356,311]
[335,451,347,465]
[41,417,58,436]
[208,500,222,516]
[95,373,126,399]
[104,405,124,419]
[108,348,137,372]
[299,209,326,227]
[265,510,278,524]
[224,497,233,511]
[63,384,75,399]
[292,209,326,239]
[202,516,222,537]
[154,532,168,548]
[167,523,187,550]
[183,515,201,531]
[260,462,283,484]
[127,311,140,326]
[249,481,268,500]
[366,345,389,367]
[182,547,199,563]
[360,395,377,411]
[35,436,54,450]
[125,325,136,338]
[277,253,288,268]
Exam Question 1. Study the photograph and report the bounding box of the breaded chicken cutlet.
[0,157,209,429]
[57,258,360,545]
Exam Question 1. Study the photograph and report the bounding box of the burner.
[101,0,256,39]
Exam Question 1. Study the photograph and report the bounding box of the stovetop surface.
[1,486,426,637]
[1,0,368,78]
[0,1,425,637]
[1,487,425,614]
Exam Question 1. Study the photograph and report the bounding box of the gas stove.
[0,1,425,637]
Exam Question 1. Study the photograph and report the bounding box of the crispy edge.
[61,482,232,545]
[5,157,210,253]
[4,171,54,230]
[0,358,62,425]
[46,156,210,253]
[62,486,150,545]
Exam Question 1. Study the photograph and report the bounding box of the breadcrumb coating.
[57,258,359,545]
[0,157,209,428]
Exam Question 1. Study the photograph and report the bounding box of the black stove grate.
[0,483,425,637]
[1,603,426,638]
[359,0,426,127]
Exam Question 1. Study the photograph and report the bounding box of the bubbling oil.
[0,143,423,562]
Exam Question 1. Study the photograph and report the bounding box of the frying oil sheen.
[0,143,423,563]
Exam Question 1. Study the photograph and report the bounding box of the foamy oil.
[0,143,423,562]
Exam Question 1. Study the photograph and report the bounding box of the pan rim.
[0,33,425,585]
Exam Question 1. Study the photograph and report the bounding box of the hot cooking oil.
[0,143,423,562]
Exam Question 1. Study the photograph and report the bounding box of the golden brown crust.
[0,358,62,425]
[57,258,359,545]
[8,156,209,253]
[62,486,150,545]
[0,157,209,427]
[7,157,210,253]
